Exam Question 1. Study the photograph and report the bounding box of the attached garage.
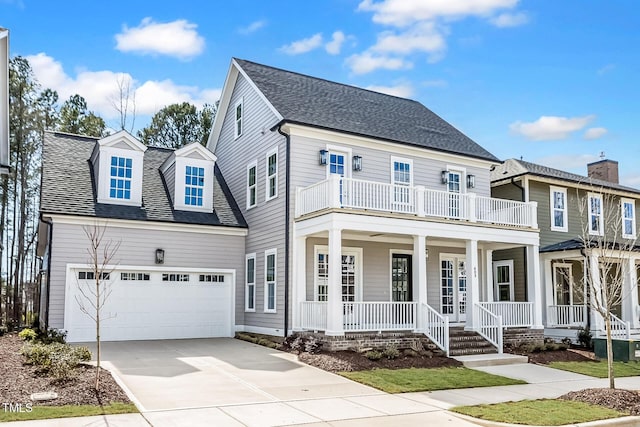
[64,267,235,342]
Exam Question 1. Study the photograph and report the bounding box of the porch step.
[448,327,498,357]
[453,353,529,368]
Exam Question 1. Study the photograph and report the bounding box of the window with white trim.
[184,166,205,206]
[234,98,243,138]
[391,157,412,204]
[622,198,636,238]
[246,254,256,311]
[550,186,568,232]
[109,156,132,200]
[246,161,257,209]
[266,149,278,201]
[588,193,604,236]
[264,249,277,313]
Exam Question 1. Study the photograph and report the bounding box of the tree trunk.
[605,316,615,389]
[95,270,101,391]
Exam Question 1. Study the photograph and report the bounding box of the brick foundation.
[297,331,441,353]
[503,328,544,347]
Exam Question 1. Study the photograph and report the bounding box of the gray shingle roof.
[491,158,640,196]
[40,131,247,228]
[235,58,499,163]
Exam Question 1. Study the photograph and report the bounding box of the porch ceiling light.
[467,174,476,189]
[319,149,328,166]
[352,155,362,171]
[441,170,449,184]
[155,248,165,264]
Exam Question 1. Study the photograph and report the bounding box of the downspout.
[277,125,291,337]
[41,216,53,331]
[580,247,591,329]
[511,178,529,300]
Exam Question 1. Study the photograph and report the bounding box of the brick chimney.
[587,159,619,184]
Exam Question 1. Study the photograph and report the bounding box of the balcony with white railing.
[295,175,538,229]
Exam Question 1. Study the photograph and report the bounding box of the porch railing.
[604,313,631,340]
[547,305,587,327]
[343,302,416,332]
[420,303,450,356]
[300,301,327,331]
[475,303,503,354]
[479,302,533,327]
[296,176,538,229]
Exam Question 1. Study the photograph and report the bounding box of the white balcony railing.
[343,302,416,332]
[421,303,449,356]
[296,176,538,229]
[475,303,503,354]
[479,302,533,328]
[547,305,587,327]
[300,301,327,331]
[601,313,631,339]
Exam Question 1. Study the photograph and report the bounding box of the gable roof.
[492,158,640,196]
[40,131,246,228]
[212,58,499,163]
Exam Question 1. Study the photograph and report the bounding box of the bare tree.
[75,223,120,390]
[575,187,638,389]
[109,74,136,133]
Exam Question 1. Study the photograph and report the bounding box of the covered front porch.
[292,211,543,354]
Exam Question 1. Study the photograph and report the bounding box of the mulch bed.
[561,388,640,415]
[298,350,462,372]
[525,348,597,365]
[0,334,132,406]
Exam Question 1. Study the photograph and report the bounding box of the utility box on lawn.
[593,338,640,362]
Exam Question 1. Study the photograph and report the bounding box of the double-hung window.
[264,249,277,313]
[184,166,205,206]
[247,161,257,209]
[392,157,412,205]
[109,156,132,200]
[246,254,256,311]
[588,193,604,236]
[550,186,568,232]
[266,149,278,201]
[234,98,243,138]
[622,198,636,239]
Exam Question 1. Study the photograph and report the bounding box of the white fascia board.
[175,142,217,162]
[283,123,496,170]
[46,214,248,236]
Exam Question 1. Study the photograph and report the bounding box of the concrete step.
[453,353,529,367]
[449,347,497,356]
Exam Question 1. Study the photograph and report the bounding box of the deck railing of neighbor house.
[420,303,450,356]
[547,305,587,327]
[600,313,631,339]
[296,176,538,228]
[300,301,327,331]
[479,302,533,327]
[475,303,503,353]
[343,302,416,332]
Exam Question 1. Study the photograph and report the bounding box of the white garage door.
[64,268,234,342]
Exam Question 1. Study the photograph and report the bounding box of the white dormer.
[160,143,217,213]
[91,130,147,206]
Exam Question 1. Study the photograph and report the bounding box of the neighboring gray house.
[38,130,247,342]
[208,59,542,353]
[492,158,640,341]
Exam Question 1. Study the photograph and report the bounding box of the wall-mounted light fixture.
[425,248,429,259]
[155,248,165,265]
[441,170,449,184]
[467,174,476,189]
[319,149,328,165]
[352,155,362,171]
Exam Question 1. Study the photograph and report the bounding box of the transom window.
[78,271,110,280]
[162,273,190,282]
[247,162,257,208]
[234,99,243,138]
[184,166,205,206]
[199,274,224,282]
[265,249,277,312]
[622,198,636,238]
[120,272,150,281]
[109,156,132,200]
[266,151,278,200]
[588,193,604,236]
[550,186,568,232]
[246,254,256,311]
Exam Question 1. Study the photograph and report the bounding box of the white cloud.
[357,0,519,27]
[583,127,608,140]
[238,20,266,35]
[621,173,640,188]
[279,33,323,55]
[371,22,446,57]
[489,12,528,27]
[27,53,219,120]
[115,17,205,60]
[346,52,413,75]
[509,115,596,141]
[325,31,346,55]
[535,153,599,171]
[366,83,414,98]
[422,79,448,88]
[597,63,616,75]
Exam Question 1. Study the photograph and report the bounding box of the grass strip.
[548,360,640,378]
[0,402,138,422]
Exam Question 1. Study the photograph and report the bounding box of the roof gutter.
[277,124,291,337]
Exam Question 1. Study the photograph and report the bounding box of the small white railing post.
[328,175,341,208]
[467,193,477,222]
[529,201,538,228]
[415,186,425,217]
[295,187,302,217]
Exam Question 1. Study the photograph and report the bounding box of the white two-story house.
[209,59,543,353]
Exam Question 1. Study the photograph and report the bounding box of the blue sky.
[2,0,639,185]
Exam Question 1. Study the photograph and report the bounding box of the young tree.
[137,102,216,148]
[75,223,120,390]
[109,74,136,133]
[575,188,638,389]
[58,94,108,137]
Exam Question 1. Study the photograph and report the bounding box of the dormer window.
[185,165,205,206]
[234,98,243,139]
[110,156,133,200]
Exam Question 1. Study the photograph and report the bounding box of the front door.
[328,151,348,203]
[447,170,463,218]
[553,263,573,306]
[392,254,412,301]
[441,257,467,322]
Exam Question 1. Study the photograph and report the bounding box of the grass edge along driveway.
[548,360,640,378]
[0,402,138,423]
[340,366,525,393]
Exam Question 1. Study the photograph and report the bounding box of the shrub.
[561,337,573,346]
[285,335,305,353]
[364,350,383,361]
[382,345,400,360]
[577,327,593,349]
[18,328,37,341]
[73,346,92,362]
[38,328,67,344]
[257,337,278,349]
[0,325,7,336]
[403,348,419,357]
[304,336,321,354]
[21,342,91,380]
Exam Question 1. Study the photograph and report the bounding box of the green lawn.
[452,399,627,426]
[0,403,138,422]
[340,367,526,393]
[549,360,640,378]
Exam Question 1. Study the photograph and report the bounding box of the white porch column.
[526,244,544,329]
[413,234,428,330]
[485,249,494,302]
[543,257,553,327]
[326,227,344,336]
[465,239,479,331]
[292,235,307,331]
[622,257,639,329]
[589,253,603,332]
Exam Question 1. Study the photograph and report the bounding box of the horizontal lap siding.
[214,74,286,332]
[48,222,244,329]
